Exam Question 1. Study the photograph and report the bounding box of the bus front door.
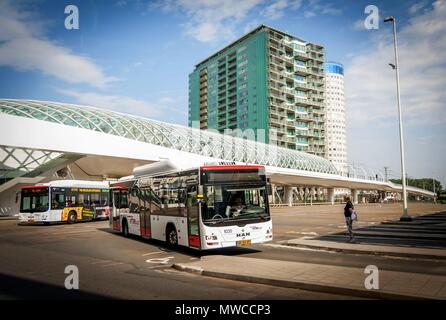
[187,185,200,249]
[140,188,151,238]
[111,190,121,231]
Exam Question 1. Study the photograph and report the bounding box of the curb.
[172,263,431,300]
[0,216,18,221]
[283,241,446,261]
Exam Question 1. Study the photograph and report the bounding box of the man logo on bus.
[236,232,250,237]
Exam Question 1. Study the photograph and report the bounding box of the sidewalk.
[284,239,446,260]
[173,255,446,299]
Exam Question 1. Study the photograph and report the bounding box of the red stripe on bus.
[140,226,151,237]
[200,165,264,171]
[113,221,121,231]
[188,235,200,248]
[22,185,48,189]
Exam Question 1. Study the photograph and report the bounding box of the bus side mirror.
[267,184,272,196]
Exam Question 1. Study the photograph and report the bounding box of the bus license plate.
[237,240,251,246]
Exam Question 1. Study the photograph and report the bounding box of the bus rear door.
[187,185,200,249]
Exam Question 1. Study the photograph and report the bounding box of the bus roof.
[22,180,110,190]
[200,165,265,171]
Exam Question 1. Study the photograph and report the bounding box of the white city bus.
[19,180,111,224]
[110,162,273,250]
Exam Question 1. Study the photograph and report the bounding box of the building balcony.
[295,81,311,91]
[294,51,310,61]
[294,66,310,76]
[270,92,286,102]
[295,97,311,106]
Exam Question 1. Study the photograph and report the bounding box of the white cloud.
[303,0,342,18]
[409,1,428,14]
[151,0,338,41]
[152,0,264,43]
[57,89,159,117]
[289,0,302,10]
[345,0,446,127]
[0,0,117,88]
[352,18,365,30]
[304,10,316,18]
[262,0,289,20]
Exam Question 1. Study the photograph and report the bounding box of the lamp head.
[384,16,395,22]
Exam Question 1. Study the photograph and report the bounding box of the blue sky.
[1,0,445,186]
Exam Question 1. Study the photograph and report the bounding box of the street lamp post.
[384,16,411,221]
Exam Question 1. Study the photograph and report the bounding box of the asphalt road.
[1,202,444,299]
[0,219,353,299]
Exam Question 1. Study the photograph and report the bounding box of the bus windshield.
[20,187,49,213]
[202,184,269,225]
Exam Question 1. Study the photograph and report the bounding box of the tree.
[389,177,442,196]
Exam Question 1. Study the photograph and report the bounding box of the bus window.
[51,191,65,209]
[117,191,129,209]
[100,191,109,206]
[77,193,85,207]
[91,192,101,206]
[129,187,140,213]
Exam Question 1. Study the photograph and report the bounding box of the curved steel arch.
[0,99,338,175]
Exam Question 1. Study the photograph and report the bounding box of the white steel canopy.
[0,99,338,175]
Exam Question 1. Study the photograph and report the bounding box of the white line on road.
[51,229,96,235]
[91,260,112,265]
[100,262,125,267]
[262,243,335,253]
[301,232,318,236]
[142,251,164,256]
[145,256,174,264]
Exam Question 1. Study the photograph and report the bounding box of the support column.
[271,184,276,204]
[352,189,359,205]
[327,188,335,205]
[284,186,293,207]
[298,187,304,202]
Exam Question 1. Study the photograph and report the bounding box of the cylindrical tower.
[325,62,348,176]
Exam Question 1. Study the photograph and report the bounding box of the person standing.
[344,196,356,243]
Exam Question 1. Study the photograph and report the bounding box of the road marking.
[145,256,174,264]
[91,260,112,265]
[51,229,96,235]
[262,243,335,253]
[142,251,164,256]
[300,232,318,236]
[100,262,125,267]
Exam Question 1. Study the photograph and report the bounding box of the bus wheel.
[166,226,178,247]
[122,219,129,237]
[67,211,77,224]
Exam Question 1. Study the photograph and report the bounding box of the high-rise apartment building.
[325,62,348,175]
[188,25,325,157]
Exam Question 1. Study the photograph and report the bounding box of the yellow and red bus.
[19,180,110,224]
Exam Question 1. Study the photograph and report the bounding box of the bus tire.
[122,219,129,237]
[166,224,178,247]
[67,211,77,224]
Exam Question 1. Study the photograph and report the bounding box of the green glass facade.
[189,25,326,157]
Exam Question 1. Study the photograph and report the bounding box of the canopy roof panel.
[0,99,338,175]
